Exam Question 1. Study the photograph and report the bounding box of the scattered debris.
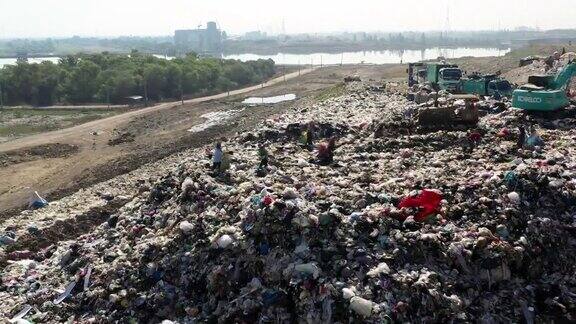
[53,281,76,305]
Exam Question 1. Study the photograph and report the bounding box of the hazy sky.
[0,0,574,38]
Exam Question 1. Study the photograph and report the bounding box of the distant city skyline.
[0,0,574,39]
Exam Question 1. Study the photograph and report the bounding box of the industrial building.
[174,22,224,55]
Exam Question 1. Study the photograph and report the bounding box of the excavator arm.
[552,62,576,90]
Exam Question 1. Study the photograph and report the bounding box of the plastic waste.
[293,263,321,279]
[367,262,391,277]
[342,287,356,300]
[179,221,194,234]
[28,191,48,210]
[350,296,377,317]
[508,192,521,204]
[53,281,76,305]
[215,234,234,248]
[10,305,32,322]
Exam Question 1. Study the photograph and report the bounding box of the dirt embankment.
[0,144,79,168]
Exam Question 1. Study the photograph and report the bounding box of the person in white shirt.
[212,142,223,171]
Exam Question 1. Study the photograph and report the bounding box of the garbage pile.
[2,82,576,323]
[503,60,548,85]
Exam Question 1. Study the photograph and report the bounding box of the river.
[223,48,510,65]
[0,47,509,68]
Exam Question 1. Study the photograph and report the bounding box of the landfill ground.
[2,45,576,322]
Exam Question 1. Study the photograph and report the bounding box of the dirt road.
[0,65,398,217]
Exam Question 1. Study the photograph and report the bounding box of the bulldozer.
[512,61,576,111]
[417,94,480,130]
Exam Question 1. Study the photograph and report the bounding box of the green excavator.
[512,61,576,111]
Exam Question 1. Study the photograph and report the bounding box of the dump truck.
[512,61,576,111]
[417,94,480,130]
[408,62,463,92]
[461,74,513,98]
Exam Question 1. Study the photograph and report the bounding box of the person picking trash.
[258,143,269,169]
[317,136,337,165]
[212,142,224,171]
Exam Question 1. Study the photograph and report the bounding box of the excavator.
[512,61,576,111]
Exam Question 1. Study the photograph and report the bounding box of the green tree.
[143,64,166,101]
[215,76,237,93]
[64,60,101,103]
[35,62,61,106]
[224,63,255,85]
[0,52,275,106]
[163,63,183,99]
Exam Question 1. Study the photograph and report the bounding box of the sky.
[0,0,574,38]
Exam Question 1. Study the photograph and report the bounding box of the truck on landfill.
[408,62,463,92]
[408,62,514,98]
[461,73,513,98]
[512,61,576,111]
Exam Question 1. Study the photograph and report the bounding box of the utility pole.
[298,60,301,76]
[320,55,323,68]
[180,77,184,105]
[0,82,3,109]
[106,87,110,109]
[341,53,344,66]
[143,78,148,107]
[283,66,286,82]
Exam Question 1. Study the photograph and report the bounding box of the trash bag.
[28,191,48,210]
[526,135,544,148]
[398,190,442,221]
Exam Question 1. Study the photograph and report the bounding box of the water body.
[0,47,510,68]
[0,57,60,68]
[224,47,510,65]
[242,94,296,105]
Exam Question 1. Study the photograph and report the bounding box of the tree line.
[0,52,276,106]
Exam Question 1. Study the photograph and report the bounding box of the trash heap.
[503,60,548,85]
[2,82,576,323]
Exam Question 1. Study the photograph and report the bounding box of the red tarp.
[398,190,443,222]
